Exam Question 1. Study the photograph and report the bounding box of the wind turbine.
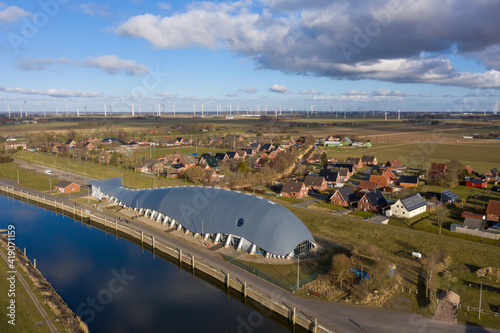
[24,100,27,117]
[384,110,388,121]
[56,107,59,116]
[43,103,46,117]
[104,103,107,117]
[83,104,88,116]
[139,104,142,116]
[76,102,79,117]
[19,106,22,118]
[201,103,204,117]
[193,104,196,117]
[109,105,112,117]
[493,101,499,115]
[7,105,10,119]
[65,103,69,117]
[131,103,135,117]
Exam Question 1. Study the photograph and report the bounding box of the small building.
[484,168,500,183]
[357,190,388,212]
[440,190,459,203]
[330,187,357,207]
[465,179,487,188]
[319,169,340,185]
[369,174,390,188]
[390,193,427,218]
[398,175,419,188]
[358,180,378,191]
[361,155,378,166]
[54,181,81,194]
[385,159,405,171]
[486,200,500,222]
[281,181,308,199]
[430,162,447,175]
[304,175,327,192]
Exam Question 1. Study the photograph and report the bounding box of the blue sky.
[0,0,499,114]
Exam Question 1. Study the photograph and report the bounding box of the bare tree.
[434,206,450,235]
[330,254,352,289]
[421,252,440,298]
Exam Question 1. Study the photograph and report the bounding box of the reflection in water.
[0,195,301,333]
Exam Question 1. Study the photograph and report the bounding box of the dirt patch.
[476,267,500,282]
[0,235,89,333]
[432,290,459,324]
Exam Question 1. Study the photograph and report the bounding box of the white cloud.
[157,2,171,11]
[342,90,367,96]
[371,89,409,97]
[157,92,177,99]
[17,55,149,76]
[0,85,100,98]
[419,93,432,97]
[269,84,289,93]
[0,5,30,23]
[114,0,500,90]
[299,89,320,95]
[84,55,149,75]
[239,87,258,94]
[80,3,112,18]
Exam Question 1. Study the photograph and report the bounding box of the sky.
[0,0,500,114]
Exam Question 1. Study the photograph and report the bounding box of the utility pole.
[479,281,483,319]
[297,254,300,290]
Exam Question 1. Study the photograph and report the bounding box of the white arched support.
[249,244,256,255]
[237,237,244,251]
[214,233,221,243]
[225,234,232,248]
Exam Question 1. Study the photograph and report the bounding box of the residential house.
[441,190,459,203]
[306,153,321,164]
[330,163,355,175]
[358,180,378,191]
[398,175,419,188]
[330,167,350,181]
[281,181,308,199]
[236,150,248,159]
[52,143,63,154]
[361,155,378,166]
[465,179,487,188]
[203,156,220,169]
[369,174,390,188]
[484,168,500,183]
[3,142,27,150]
[204,169,220,183]
[65,139,77,148]
[319,169,339,185]
[215,152,229,161]
[463,217,487,230]
[358,190,388,212]
[346,157,363,169]
[390,193,427,218]
[135,159,157,173]
[330,187,357,207]
[385,159,405,172]
[382,168,396,183]
[430,162,447,175]
[225,151,240,159]
[462,165,474,175]
[54,181,80,194]
[486,200,500,222]
[249,142,261,151]
[304,175,327,192]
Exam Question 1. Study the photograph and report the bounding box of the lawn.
[286,205,500,328]
[348,210,374,218]
[0,162,53,191]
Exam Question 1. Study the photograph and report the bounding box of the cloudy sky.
[0,0,499,113]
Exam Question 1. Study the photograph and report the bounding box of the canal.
[0,195,306,333]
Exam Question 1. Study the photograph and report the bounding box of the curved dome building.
[89,178,316,258]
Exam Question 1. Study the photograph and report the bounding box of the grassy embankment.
[0,242,66,333]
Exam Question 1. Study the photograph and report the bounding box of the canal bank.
[0,234,88,333]
[0,183,332,333]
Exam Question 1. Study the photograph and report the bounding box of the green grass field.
[323,141,500,173]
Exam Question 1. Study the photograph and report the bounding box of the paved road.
[2,168,499,333]
[0,242,59,333]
